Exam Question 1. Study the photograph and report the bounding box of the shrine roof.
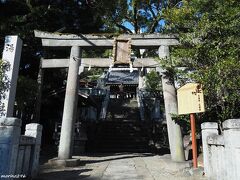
[106,69,139,85]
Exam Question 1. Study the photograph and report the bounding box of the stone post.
[34,59,44,123]
[1,36,22,117]
[25,123,43,177]
[138,69,146,89]
[58,46,81,160]
[157,45,185,162]
[207,135,225,180]
[136,88,145,121]
[222,119,240,180]
[0,118,21,175]
[153,99,161,121]
[201,122,218,177]
[100,89,110,120]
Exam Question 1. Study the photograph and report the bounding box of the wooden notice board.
[177,83,205,115]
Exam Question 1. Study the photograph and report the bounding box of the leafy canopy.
[163,0,240,121]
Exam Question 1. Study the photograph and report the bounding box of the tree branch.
[148,4,156,19]
[132,0,139,33]
[148,14,163,33]
[116,24,133,34]
[26,0,33,12]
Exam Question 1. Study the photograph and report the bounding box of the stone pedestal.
[48,158,80,167]
[0,118,21,175]
[223,119,240,180]
[201,122,218,177]
[25,123,43,177]
[153,99,161,121]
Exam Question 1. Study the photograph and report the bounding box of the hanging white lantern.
[88,59,92,71]
[130,62,133,73]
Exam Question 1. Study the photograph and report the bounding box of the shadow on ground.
[37,149,158,180]
[34,169,92,180]
[78,152,154,165]
[39,144,170,165]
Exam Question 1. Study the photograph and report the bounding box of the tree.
[0,0,105,76]
[14,76,38,121]
[145,70,161,90]
[163,0,240,122]
[93,0,181,34]
[0,0,106,121]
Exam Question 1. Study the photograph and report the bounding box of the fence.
[201,119,240,180]
[0,117,42,178]
[137,89,163,122]
[53,122,87,154]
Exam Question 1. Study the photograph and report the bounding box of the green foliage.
[172,114,191,133]
[0,0,104,72]
[0,0,106,120]
[79,68,104,82]
[163,0,240,122]
[145,70,161,90]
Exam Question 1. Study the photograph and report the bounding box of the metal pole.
[190,113,198,168]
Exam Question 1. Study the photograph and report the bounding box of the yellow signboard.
[177,83,205,115]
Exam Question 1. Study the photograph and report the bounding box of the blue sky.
[122,0,165,33]
[123,19,165,33]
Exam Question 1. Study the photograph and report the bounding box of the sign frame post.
[190,113,198,168]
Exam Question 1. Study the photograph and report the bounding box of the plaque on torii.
[112,38,131,65]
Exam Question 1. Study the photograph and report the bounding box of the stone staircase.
[93,121,150,152]
[87,97,151,152]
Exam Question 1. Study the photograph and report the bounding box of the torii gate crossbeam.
[40,58,160,68]
[34,30,179,48]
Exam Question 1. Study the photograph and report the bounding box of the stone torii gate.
[34,30,185,165]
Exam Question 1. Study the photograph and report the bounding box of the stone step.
[99,124,150,129]
[93,148,150,153]
[95,144,150,149]
[96,146,150,151]
[96,137,148,141]
[96,139,149,144]
[98,130,148,135]
[95,137,149,143]
[96,131,149,136]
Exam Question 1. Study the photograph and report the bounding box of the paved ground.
[35,153,205,180]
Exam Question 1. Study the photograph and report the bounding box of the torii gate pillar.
[157,45,185,162]
[58,46,81,161]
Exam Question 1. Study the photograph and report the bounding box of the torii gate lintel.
[34,30,179,48]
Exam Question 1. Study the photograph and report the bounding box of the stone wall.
[0,118,42,178]
[201,119,240,180]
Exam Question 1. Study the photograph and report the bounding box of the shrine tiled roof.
[106,69,139,85]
